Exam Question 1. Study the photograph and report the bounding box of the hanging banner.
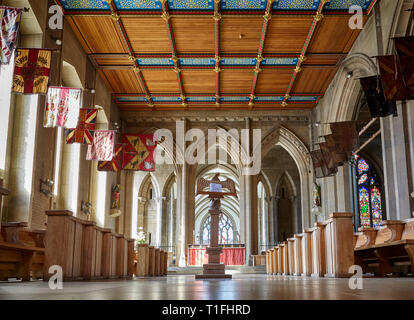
[44,86,82,128]
[98,143,124,172]
[0,6,22,65]
[311,149,328,179]
[324,134,349,166]
[394,36,414,56]
[360,75,397,118]
[12,48,51,94]
[122,134,157,171]
[86,130,115,161]
[329,121,359,157]
[393,36,414,99]
[66,108,97,144]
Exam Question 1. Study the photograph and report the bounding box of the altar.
[188,245,245,266]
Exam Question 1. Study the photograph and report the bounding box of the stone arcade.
[0,0,414,300]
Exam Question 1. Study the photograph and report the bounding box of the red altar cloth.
[188,247,245,266]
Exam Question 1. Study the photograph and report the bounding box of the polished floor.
[1,274,414,300]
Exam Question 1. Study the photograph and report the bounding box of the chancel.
[0,0,414,302]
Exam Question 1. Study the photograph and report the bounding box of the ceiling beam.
[249,0,274,111]
[281,0,329,108]
[105,0,153,107]
[160,0,187,109]
[214,0,221,110]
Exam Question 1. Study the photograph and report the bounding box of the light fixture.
[40,179,54,198]
[346,71,353,79]
[55,39,62,46]
[315,121,320,127]
[81,200,92,215]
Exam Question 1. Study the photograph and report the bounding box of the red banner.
[188,247,245,266]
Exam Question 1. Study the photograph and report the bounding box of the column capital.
[155,196,167,203]
[138,196,147,203]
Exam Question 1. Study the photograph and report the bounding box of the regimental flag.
[360,76,397,118]
[324,134,349,167]
[66,108,97,144]
[98,143,124,172]
[87,130,115,161]
[377,55,409,101]
[0,6,22,65]
[394,36,414,56]
[311,149,328,179]
[330,121,359,157]
[318,142,338,175]
[122,134,157,171]
[12,48,51,94]
[394,36,414,99]
[44,87,82,128]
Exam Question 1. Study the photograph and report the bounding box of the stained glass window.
[201,213,234,245]
[355,155,384,228]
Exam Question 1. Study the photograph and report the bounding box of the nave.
[1,274,414,300]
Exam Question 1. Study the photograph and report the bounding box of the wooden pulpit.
[195,173,236,279]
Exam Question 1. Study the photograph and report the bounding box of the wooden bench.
[252,254,266,266]
[0,179,10,231]
[355,219,414,276]
[0,222,46,281]
[44,210,135,281]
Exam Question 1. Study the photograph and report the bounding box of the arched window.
[355,155,384,228]
[202,213,234,245]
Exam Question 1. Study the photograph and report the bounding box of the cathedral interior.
[0,0,413,303]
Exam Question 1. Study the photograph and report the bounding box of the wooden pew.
[253,254,266,266]
[155,248,160,276]
[301,230,312,276]
[164,252,170,276]
[148,246,155,276]
[294,234,304,276]
[0,180,10,232]
[287,238,295,275]
[323,213,354,278]
[281,242,288,275]
[276,245,282,275]
[265,250,270,274]
[0,242,45,281]
[268,248,275,274]
[272,247,278,275]
[136,244,149,276]
[127,238,135,278]
[355,219,414,276]
[0,222,46,281]
[44,210,135,281]
[310,222,326,277]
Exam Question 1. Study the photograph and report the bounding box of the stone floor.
[1,275,414,300]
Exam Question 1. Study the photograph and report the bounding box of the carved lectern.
[195,173,237,279]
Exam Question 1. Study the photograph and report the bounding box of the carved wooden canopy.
[196,173,237,198]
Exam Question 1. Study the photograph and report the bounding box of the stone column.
[274,196,280,243]
[7,95,39,223]
[177,165,187,267]
[381,103,411,220]
[137,197,147,229]
[244,173,252,265]
[155,196,166,247]
[265,196,273,245]
[290,195,298,234]
[335,163,352,213]
[404,100,414,218]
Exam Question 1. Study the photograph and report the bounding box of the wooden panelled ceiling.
[57,0,377,111]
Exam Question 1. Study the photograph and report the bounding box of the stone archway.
[261,126,313,229]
